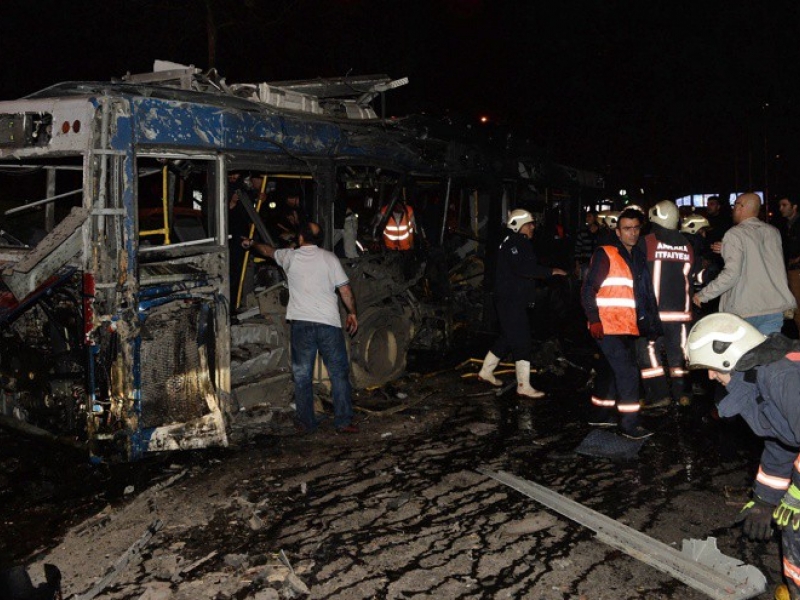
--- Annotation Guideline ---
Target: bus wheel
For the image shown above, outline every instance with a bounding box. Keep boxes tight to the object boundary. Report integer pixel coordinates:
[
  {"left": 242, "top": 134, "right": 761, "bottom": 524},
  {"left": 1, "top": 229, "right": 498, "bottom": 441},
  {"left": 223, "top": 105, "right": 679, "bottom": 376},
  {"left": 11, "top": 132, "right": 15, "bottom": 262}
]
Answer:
[{"left": 349, "top": 306, "right": 411, "bottom": 389}]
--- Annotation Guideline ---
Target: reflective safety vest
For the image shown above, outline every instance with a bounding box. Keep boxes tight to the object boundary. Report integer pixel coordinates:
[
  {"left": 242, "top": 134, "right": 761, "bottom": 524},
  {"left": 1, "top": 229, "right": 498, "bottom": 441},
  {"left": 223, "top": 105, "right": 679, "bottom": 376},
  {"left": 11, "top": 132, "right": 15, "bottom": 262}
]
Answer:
[
  {"left": 596, "top": 246, "right": 639, "bottom": 335},
  {"left": 381, "top": 205, "right": 414, "bottom": 251}
]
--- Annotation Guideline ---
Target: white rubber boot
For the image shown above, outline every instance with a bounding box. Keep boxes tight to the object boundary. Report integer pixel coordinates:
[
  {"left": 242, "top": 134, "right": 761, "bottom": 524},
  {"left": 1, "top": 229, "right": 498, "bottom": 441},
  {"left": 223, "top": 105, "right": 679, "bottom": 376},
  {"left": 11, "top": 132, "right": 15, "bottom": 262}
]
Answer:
[
  {"left": 516, "top": 360, "right": 545, "bottom": 399},
  {"left": 477, "top": 351, "right": 503, "bottom": 387}
]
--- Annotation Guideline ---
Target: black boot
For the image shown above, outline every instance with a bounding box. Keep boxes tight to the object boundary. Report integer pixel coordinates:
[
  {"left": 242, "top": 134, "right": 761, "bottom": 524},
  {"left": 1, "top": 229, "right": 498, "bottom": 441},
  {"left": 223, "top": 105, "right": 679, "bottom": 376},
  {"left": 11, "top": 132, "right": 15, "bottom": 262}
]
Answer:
[{"left": 619, "top": 413, "right": 653, "bottom": 440}]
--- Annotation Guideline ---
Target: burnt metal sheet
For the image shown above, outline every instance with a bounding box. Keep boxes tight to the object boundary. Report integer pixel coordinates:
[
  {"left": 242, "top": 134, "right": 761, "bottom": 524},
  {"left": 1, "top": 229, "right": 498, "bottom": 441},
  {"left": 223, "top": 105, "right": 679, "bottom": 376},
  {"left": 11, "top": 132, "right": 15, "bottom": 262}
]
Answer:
[{"left": 1, "top": 206, "right": 89, "bottom": 299}]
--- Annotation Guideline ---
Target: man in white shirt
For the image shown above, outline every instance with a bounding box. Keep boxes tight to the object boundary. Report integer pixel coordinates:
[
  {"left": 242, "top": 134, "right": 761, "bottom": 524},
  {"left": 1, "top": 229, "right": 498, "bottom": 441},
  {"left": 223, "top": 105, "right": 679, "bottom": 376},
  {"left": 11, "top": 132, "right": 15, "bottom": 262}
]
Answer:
[{"left": 244, "top": 222, "right": 359, "bottom": 434}]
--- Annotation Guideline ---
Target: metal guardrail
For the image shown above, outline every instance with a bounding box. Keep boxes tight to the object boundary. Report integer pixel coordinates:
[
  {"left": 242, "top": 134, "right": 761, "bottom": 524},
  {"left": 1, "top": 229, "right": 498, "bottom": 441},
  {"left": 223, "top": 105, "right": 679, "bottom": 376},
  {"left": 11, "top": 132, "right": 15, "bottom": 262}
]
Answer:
[{"left": 478, "top": 468, "right": 766, "bottom": 600}]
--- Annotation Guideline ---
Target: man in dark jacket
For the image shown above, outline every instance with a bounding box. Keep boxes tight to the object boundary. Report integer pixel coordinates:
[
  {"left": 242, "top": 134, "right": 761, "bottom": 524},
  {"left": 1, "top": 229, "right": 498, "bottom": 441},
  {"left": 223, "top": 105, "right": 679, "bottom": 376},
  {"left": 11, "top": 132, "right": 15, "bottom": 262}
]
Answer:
[
  {"left": 574, "top": 210, "right": 599, "bottom": 280},
  {"left": 478, "top": 209, "right": 567, "bottom": 398},
  {"left": 780, "top": 196, "right": 800, "bottom": 336},
  {"left": 686, "top": 313, "right": 800, "bottom": 599},
  {"left": 705, "top": 195, "right": 733, "bottom": 246},
  {"left": 581, "top": 208, "right": 662, "bottom": 439}
]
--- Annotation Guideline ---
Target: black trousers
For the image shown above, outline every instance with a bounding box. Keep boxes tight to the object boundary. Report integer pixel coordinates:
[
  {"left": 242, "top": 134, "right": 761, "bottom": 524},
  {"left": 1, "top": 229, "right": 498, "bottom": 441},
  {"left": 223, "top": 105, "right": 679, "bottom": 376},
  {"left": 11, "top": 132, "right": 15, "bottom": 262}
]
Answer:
[
  {"left": 490, "top": 297, "right": 531, "bottom": 362},
  {"left": 636, "top": 322, "right": 689, "bottom": 403}
]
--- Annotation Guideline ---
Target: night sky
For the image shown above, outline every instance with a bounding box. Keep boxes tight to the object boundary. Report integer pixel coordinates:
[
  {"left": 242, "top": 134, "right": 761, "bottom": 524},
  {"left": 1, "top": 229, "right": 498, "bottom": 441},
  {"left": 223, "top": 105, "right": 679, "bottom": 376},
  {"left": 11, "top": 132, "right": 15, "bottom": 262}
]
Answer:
[{"left": 4, "top": 1, "right": 800, "bottom": 198}]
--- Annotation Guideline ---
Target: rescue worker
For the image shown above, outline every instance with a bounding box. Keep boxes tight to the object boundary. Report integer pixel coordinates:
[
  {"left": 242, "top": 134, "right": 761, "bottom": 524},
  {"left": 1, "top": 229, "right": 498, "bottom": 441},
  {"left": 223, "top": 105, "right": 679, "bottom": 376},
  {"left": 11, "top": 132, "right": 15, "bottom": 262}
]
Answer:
[
  {"left": 681, "top": 213, "right": 718, "bottom": 298},
  {"left": 685, "top": 313, "right": 800, "bottom": 599},
  {"left": 596, "top": 210, "right": 619, "bottom": 246},
  {"left": 581, "top": 208, "right": 662, "bottom": 439},
  {"left": 478, "top": 209, "right": 567, "bottom": 398},
  {"left": 377, "top": 198, "right": 420, "bottom": 251},
  {"left": 636, "top": 200, "right": 695, "bottom": 408},
  {"left": 682, "top": 213, "right": 711, "bottom": 237},
  {"left": 681, "top": 213, "right": 715, "bottom": 397}
]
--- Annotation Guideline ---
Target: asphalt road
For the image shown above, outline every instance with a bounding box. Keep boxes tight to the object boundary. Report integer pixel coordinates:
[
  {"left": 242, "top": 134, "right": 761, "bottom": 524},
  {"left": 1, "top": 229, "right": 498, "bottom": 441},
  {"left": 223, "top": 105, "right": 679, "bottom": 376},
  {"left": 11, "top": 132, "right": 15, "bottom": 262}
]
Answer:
[{"left": 0, "top": 338, "right": 784, "bottom": 599}]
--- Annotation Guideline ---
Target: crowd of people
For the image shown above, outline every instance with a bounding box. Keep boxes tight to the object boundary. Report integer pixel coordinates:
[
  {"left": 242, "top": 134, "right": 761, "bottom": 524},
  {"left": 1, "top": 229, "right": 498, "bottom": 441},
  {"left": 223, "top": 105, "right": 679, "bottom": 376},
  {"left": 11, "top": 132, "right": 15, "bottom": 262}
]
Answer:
[
  {"left": 538, "top": 193, "right": 797, "bottom": 440},
  {"left": 479, "top": 193, "right": 800, "bottom": 597},
  {"left": 238, "top": 185, "right": 800, "bottom": 596}
]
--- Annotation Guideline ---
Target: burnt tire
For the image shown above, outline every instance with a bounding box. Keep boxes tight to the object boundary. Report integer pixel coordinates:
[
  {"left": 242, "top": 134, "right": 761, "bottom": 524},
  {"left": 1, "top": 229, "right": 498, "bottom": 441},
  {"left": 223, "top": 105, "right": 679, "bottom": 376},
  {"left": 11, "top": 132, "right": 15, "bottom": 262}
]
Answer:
[{"left": 349, "top": 306, "right": 412, "bottom": 389}]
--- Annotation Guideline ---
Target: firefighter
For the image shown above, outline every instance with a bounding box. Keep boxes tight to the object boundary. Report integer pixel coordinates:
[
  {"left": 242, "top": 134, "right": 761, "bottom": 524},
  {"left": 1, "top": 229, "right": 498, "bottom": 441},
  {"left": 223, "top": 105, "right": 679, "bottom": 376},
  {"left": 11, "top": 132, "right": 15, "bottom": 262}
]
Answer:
[
  {"left": 682, "top": 213, "right": 711, "bottom": 236},
  {"left": 581, "top": 207, "right": 662, "bottom": 439},
  {"left": 596, "top": 210, "right": 620, "bottom": 245},
  {"left": 685, "top": 313, "right": 800, "bottom": 599},
  {"left": 636, "top": 200, "right": 695, "bottom": 408},
  {"left": 478, "top": 209, "right": 567, "bottom": 398},
  {"left": 681, "top": 213, "right": 718, "bottom": 293}
]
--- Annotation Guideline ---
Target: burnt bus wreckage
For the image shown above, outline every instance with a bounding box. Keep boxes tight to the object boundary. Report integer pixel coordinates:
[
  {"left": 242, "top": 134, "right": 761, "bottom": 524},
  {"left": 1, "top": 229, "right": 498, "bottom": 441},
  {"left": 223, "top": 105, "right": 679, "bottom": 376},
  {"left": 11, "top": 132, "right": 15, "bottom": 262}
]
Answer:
[{"left": 0, "top": 62, "right": 603, "bottom": 461}]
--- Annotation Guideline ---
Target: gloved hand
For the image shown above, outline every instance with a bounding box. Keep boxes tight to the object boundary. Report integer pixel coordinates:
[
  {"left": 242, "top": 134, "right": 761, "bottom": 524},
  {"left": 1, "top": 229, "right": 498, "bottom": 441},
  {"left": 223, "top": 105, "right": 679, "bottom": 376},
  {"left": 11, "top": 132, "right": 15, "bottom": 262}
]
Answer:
[
  {"left": 735, "top": 495, "right": 775, "bottom": 540},
  {"left": 774, "top": 484, "right": 800, "bottom": 531},
  {"left": 589, "top": 322, "right": 604, "bottom": 340}
]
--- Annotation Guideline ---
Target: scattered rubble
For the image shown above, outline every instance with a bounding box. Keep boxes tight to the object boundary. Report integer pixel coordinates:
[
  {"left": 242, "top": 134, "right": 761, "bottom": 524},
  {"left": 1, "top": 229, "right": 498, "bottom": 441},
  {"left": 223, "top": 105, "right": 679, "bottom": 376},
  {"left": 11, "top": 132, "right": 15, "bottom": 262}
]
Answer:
[{"left": 0, "top": 355, "right": 787, "bottom": 599}]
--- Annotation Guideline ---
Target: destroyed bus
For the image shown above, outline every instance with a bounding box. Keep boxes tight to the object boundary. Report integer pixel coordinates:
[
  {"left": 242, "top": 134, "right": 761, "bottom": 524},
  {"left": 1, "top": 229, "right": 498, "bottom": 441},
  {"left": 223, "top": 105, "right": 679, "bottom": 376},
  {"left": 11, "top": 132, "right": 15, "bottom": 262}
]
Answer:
[
  {"left": 0, "top": 63, "right": 604, "bottom": 461},
  {"left": 0, "top": 63, "right": 495, "bottom": 460}
]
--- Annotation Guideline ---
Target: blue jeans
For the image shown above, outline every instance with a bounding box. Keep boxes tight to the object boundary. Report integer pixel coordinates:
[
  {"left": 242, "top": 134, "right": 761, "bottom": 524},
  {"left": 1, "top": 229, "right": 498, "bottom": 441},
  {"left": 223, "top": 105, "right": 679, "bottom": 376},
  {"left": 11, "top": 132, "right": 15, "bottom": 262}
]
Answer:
[
  {"left": 745, "top": 312, "right": 783, "bottom": 335},
  {"left": 291, "top": 321, "right": 354, "bottom": 430}
]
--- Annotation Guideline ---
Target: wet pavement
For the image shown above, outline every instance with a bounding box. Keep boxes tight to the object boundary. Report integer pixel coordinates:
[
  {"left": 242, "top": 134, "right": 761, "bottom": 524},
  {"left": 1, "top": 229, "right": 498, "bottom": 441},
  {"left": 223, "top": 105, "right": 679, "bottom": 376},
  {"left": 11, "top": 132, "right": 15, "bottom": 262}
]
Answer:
[{"left": 0, "top": 334, "right": 784, "bottom": 599}]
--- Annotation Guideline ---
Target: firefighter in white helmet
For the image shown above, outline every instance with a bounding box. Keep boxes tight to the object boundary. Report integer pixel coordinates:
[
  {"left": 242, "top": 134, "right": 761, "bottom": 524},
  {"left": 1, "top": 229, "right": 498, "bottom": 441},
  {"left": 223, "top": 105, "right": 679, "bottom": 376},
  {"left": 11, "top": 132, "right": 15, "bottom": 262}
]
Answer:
[
  {"left": 596, "top": 210, "right": 620, "bottom": 245},
  {"left": 605, "top": 212, "right": 620, "bottom": 229},
  {"left": 681, "top": 213, "right": 718, "bottom": 295},
  {"left": 478, "top": 209, "right": 567, "bottom": 398},
  {"left": 627, "top": 204, "right": 645, "bottom": 216},
  {"left": 686, "top": 312, "right": 800, "bottom": 598},
  {"left": 681, "top": 214, "right": 711, "bottom": 236},
  {"left": 635, "top": 200, "right": 696, "bottom": 409}
]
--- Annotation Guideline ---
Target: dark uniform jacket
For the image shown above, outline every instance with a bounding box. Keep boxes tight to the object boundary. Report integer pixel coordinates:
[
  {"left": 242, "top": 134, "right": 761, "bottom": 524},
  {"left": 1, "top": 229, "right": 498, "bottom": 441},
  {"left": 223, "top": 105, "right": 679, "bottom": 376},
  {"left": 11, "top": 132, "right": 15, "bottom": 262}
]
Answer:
[
  {"left": 495, "top": 230, "right": 552, "bottom": 304},
  {"left": 581, "top": 236, "right": 662, "bottom": 339},
  {"left": 720, "top": 335, "right": 800, "bottom": 505},
  {"left": 637, "top": 223, "right": 695, "bottom": 322}
]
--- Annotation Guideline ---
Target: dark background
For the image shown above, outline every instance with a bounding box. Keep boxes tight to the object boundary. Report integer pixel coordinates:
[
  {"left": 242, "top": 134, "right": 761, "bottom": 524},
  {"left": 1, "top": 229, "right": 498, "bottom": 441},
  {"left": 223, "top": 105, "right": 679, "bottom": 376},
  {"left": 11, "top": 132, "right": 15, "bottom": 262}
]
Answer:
[{"left": 3, "top": 0, "right": 800, "bottom": 199}]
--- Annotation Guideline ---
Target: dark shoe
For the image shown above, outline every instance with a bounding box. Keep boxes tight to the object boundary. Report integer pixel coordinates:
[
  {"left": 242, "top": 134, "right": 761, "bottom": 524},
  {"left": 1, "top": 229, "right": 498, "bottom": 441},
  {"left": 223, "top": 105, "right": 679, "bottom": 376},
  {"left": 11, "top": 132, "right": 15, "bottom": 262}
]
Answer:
[
  {"left": 294, "top": 422, "right": 317, "bottom": 436},
  {"left": 588, "top": 408, "right": 617, "bottom": 427},
  {"left": 641, "top": 397, "right": 671, "bottom": 411},
  {"left": 588, "top": 416, "right": 617, "bottom": 428},
  {"left": 335, "top": 424, "right": 360, "bottom": 434},
  {"left": 620, "top": 425, "right": 653, "bottom": 440}
]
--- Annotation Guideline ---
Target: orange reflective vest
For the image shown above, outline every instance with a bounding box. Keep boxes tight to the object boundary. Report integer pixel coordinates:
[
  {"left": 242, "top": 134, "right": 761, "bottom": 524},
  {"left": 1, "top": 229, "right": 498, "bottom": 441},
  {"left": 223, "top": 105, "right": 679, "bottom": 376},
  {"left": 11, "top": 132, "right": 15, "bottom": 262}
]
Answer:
[
  {"left": 380, "top": 205, "right": 414, "bottom": 251},
  {"left": 596, "top": 246, "right": 639, "bottom": 335}
]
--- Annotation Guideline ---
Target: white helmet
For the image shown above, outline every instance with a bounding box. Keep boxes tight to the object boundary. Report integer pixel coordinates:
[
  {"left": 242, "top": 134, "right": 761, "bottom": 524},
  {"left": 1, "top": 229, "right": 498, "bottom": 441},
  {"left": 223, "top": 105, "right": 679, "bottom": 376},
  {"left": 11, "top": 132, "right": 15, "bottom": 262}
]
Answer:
[
  {"left": 507, "top": 209, "right": 534, "bottom": 233},
  {"left": 649, "top": 200, "right": 680, "bottom": 229},
  {"left": 627, "top": 204, "right": 645, "bottom": 215},
  {"left": 681, "top": 214, "right": 710, "bottom": 235},
  {"left": 597, "top": 210, "right": 620, "bottom": 229},
  {"left": 685, "top": 313, "right": 766, "bottom": 372}
]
